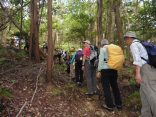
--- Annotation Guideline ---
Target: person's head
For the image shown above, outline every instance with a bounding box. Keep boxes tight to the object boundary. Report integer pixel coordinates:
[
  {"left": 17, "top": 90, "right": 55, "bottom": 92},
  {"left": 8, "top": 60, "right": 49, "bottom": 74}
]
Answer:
[
  {"left": 124, "top": 31, "right": 137, "bottom": 45},
  {"left": 100, "top": 39, "right": 109, "bottom": 47},
  {"left": 83, "top": 40, "right": 91, "bottom": 47}
]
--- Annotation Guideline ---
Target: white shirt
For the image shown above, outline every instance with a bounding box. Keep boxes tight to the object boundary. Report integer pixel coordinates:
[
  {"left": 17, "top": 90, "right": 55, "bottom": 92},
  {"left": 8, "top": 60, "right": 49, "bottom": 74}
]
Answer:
[
  {"left": 130, "top": 39, "right": 148, "bottom": 67},
  {"left": 98, "top": 46, "right": 109, "bottom": 71}
]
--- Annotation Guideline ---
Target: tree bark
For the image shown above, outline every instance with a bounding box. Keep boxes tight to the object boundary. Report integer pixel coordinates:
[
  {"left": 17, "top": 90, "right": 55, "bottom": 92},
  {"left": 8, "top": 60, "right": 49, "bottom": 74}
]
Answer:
[
  {"left": 96, "top": 0, "right": 103, "bottom": 46},
  {"left": 29, "top": 0, "right": 40, "bottom": 62},
  {"left": 19, "top": 0, "right": 23, "bottom": 49},
  {"left": 47, "top": 0, "right": 54, "bottom": 82},
  {"left": 105, "top": 0, "right": 115, "bottom": 42},
  {"left": 114, "top": 0, "right": 124, "bottom": 48}
]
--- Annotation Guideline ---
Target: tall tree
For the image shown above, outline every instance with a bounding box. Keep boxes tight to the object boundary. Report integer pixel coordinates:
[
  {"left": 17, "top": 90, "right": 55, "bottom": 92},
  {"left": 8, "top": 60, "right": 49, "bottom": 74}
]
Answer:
[
  {"left": 29, "top": 0, "right": 40, "bottom": 62},
  {"left": 96, "top": 0, "right": 103, "bottom": 46},
  {"left": 105, "top": 0, "right": 115, "bottom": 42},
  {"left": 47, "top": 0, "right": 53, "bottom": 82},
  {"left": 114, "top": 0, "right": 124, "bottom": 48},
  {"left": 19, "top": 0, "right": 23, "bottom": 49}
]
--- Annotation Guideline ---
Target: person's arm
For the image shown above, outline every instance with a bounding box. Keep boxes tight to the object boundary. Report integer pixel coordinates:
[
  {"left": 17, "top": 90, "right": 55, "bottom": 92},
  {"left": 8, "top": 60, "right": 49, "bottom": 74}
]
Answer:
[
  {"left": 135, "top": 65, "right": 142, "bottom": 84},
  {"left": 82, "top": 55, "right": 86, "bottom": 66},
  {"left": 130, "top": 43, "right": 142, "bottom": 84}
]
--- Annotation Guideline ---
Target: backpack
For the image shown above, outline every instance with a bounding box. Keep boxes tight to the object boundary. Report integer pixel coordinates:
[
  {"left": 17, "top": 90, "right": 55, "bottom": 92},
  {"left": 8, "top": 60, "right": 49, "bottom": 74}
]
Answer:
[
  {"left": 135, "top": 41, "right": 156, "bottom": 68},
  {"left": 75, "top": 50, "right": 83, "bottom": 61},
  {"left": 107, "top": 44, "right": 125, "bottom": 70},
  {"left": 90, "top": 45, "right": 98, "bottom": 66}
]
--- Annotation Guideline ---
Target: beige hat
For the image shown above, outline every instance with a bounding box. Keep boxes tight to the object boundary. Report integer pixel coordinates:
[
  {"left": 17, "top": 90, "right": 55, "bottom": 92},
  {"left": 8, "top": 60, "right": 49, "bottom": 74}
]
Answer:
[
  {"left": 83, "top": 40, "right": 91, "bottom": 45},
  {"left": 124, "top": 31, "right": 137, "bottom": 39}
]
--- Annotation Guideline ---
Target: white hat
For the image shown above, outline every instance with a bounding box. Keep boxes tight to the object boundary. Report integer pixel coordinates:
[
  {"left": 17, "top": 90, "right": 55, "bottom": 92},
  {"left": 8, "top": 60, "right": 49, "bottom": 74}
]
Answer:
[
  {"left": 78, "top": 48, "right": 82, "bottom": 51},
  {"left": 124, "top": 31, "right": 137, "bottom": 39},
  {"left": 83, "top": 40, "right": 91, "bottom": 45},
  {"left": 101, "top": 39, "right": 109, "bottom": 46}
]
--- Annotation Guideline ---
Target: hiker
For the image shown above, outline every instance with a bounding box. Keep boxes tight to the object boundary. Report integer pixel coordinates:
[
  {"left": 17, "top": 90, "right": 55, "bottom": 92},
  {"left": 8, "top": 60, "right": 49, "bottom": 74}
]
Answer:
[
  {"left": 63, "top": 51, "right": 70, "bottom": 74},
  {"left": 98, "top": 39, "right": 122, "bottom": 111},
  {"left": 43, "top": 42, "right": 48, "bottom": 54},
  {"left": 124, "top": 31, "right": 156, "bottom": 117},
  {"left": 69, "top": 47, "right": 76, "bottom": 81},
  {"left": 24, "top": 39, "right": 29, "bottom": 51},
  {"left": 70, "top": 48, "right": 83, "bottom": 85},
  {"left": 82, "top": 40, "right": 98, "bottom": 95}
]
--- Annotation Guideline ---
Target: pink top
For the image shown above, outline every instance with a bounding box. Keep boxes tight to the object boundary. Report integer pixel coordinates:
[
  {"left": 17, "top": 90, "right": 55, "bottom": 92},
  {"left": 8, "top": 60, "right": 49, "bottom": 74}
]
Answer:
[{"left": 83, "top": 47, "right": 90, "bottom": 59}]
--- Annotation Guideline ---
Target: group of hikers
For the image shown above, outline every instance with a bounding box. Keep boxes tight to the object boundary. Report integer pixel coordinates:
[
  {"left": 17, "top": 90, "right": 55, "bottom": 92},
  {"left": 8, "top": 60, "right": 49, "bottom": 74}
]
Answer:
[{"left": 66, "top": 31, "right": 156, "bottom": 116}]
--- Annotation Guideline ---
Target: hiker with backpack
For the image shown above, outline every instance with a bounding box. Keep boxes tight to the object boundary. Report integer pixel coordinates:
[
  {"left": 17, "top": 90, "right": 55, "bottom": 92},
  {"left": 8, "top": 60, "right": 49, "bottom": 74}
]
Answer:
[
  {"left": 69, "top": 48, "right": 76, "bottom": 81},
  {"left": 97, "top": 39, "right": 123, "bottom": 111},
  {"left": 70, "top": 48, "right": 83, "bottom": 86},
  {"left": 82, "top": 40, "right": 98, "bottom": 95},
  {"left": 124, "top": 31, "right": 156, "bottom": 117}
]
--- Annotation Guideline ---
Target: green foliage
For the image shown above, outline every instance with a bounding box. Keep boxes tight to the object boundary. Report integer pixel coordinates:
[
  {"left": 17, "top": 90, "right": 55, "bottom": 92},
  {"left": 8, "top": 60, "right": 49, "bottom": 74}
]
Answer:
[
  {"left": 10, "top": 0, "right": 20, "bottom": 6},
  {"left": 134, "top": 1, "right": 156, "bottom": 39},
  {"left": 16, "top": 50, "right": 27, "bottom": 59},
  {"left": 129, "top": 77, "right": 136, "bottom": 86},
  {"left": 124, "top": 91, "right": 141, "bottom": 111},
  {"left": 49, "top": 88, "right": 62, "bottom": 96},
  {"left": 0, "top": 87, "right": 13, "bottom": 100},
  {"left": 0, "top": 58, "right": 6, "bottom": 65},
  {"left": 0, "top": 48, "right": 5, "bottom": 58},
  {"left": 124, "top": 0, "right": 156, "bottom": 40},
  {"left": 61, "top": 0, "right": 96, "bottom": 43}
]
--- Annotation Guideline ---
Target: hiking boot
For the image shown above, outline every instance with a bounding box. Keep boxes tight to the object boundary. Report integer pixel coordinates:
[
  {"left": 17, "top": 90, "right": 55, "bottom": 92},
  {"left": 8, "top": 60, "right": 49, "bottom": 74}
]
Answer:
[
  {"left": 76, "top": 82, "right": 82, "bottom": 86},
  {"left": 85, "top": 92, "right": 93, "bottom": 96},
  {"left": 116, "top": 105, "right": 122, "bottom": 110},
  {"left": 102, "top": 104, "right": 114, "bottom": 111},
  {"left": 93, "top": 91, "right": 100, "bottom": 95}
]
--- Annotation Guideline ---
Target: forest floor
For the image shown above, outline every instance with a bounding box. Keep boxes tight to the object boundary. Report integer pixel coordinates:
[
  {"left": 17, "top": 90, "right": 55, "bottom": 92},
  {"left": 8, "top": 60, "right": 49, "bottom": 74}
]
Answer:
[{"left": 0, "top": 56, "right": 141, "bottom": 117}]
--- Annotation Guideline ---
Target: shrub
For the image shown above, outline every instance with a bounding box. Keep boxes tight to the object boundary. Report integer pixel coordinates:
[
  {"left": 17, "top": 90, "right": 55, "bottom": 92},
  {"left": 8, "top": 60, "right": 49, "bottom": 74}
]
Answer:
[{"left": 124, "top": 91, "right": 141, "bottom": 111}]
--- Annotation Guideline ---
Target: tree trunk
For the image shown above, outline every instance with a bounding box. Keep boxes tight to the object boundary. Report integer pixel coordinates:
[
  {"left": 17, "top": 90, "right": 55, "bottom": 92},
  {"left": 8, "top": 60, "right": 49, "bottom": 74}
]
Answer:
[
  {"left": 47, "top": 0, "right": 54, "bottom": 82},
  {"left": 19, "top": 0, "right": 23, "bottom": 49},
  {"left": 29, "top": 0, "right": 40, "bottom": 62},
  {"left": 114, "top": 0, "right": 124, "bottom": 48},
  {"left": 96, "top": 0, "right": 103, "bottom": 46},
  {"left": 105, "top": 0, "right": 115, "bottom": 42}
]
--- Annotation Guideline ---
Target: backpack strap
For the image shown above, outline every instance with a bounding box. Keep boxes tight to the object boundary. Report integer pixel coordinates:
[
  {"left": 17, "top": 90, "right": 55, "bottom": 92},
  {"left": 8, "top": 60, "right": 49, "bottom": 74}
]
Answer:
[{"left": 102, "top": 46, "right": 108, "bottom": 63}]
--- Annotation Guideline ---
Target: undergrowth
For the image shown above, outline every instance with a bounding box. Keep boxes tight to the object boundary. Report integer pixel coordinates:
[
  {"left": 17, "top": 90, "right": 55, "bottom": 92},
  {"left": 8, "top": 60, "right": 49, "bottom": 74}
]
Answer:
[
  {"left": 0, "top": 87, "right": 13, "bottom": 100},
  {"left": 124, "top": 91, "right": 141, "bottom": 111}
]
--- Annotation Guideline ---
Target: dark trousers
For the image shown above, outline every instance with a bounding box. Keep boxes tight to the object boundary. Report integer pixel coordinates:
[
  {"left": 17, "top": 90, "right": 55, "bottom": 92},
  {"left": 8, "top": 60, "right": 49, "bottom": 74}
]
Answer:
[
  {"left": 75, "top": 60, "right": 83, "bottom": 83},
  {"left": 101, "top": 69, "right": 122, "bottom": 108}
]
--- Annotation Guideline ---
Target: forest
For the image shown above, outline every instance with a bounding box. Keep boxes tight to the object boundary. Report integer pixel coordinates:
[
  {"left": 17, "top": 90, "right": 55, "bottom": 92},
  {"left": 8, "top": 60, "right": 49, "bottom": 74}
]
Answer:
[{"left": 0, "top": 0, "right": 156, "bottom": 116}]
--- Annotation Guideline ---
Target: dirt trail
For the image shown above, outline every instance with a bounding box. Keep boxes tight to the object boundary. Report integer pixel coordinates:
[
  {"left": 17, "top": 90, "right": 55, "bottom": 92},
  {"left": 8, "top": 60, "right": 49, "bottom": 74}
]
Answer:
[{"left": 0, "top": 60, "right": 139, "bottom": 117}]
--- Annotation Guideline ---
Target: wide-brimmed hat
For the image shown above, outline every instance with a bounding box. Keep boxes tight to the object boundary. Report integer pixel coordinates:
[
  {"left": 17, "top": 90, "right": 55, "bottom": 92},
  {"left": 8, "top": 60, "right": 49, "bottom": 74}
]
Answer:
[
  {"left": 83, "top": 40, "right": 91, "bottom": 45},
  {"left": 101, "top": 39, "right": 109, "bottom": 46},
  {"left": 124, "top": 31, "right": 137, "bottom": 39}
]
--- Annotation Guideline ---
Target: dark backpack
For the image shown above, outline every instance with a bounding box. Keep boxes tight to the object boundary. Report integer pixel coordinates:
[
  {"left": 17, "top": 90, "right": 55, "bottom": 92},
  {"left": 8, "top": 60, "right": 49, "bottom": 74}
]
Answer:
[
  {"left": 135, "top": 41, "right": 156, "bottom": 68},
  {"left": 75, "top": 50, "right": 83, "bottom": 61},
  {"left": 90, "top": 45, "right": 98, "bottom": 65}
]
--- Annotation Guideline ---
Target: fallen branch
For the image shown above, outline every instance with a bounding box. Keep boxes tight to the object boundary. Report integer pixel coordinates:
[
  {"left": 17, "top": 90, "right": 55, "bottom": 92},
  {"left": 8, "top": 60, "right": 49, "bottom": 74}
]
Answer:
[
  {"left": 16, "top": 101, "right": 27, "bottom": 117},
  {"left": 16, "top": 65, "right": 44, "bottom": 117},
  {"left": 31, "top": 67, "right": 44, "bottom": 103}
]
